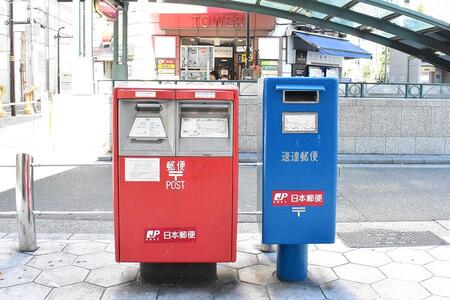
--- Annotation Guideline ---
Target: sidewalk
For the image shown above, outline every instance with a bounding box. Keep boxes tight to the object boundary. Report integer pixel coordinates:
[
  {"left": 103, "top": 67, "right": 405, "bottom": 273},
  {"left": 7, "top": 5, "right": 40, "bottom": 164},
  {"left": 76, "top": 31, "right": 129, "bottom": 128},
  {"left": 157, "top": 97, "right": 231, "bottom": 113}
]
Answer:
[{"left": 1, "top": 224, "right": 450, "bottom": 299}]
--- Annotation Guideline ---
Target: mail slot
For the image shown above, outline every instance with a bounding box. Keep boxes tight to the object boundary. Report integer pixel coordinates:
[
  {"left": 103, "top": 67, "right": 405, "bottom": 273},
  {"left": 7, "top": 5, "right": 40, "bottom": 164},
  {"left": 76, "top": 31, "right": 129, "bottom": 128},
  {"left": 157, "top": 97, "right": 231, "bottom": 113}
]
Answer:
[{"left": 113, "top": 86, "right": 239, "bottom": 283}]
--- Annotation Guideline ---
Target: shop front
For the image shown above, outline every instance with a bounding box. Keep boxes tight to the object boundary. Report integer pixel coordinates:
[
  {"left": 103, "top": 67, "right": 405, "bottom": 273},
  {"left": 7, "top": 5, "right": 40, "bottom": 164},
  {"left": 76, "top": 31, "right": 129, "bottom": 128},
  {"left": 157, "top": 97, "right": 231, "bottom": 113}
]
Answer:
[
  {"left": 288, "top": 31, "right": 372, "bottom": 79},
  {"left": 152, "top": 8, "right": 278, "bottom": 80}
]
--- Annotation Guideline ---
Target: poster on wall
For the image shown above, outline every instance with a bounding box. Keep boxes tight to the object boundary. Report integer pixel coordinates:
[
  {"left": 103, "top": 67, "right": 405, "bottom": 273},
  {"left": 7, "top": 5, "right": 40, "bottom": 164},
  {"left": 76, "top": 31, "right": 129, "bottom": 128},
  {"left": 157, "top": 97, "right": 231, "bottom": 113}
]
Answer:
[
  {"left": 260, "top": 60, "right": 279, "bottom": 77},
  {"left": 156, "top": 58, "right": 176, "bottom": 78},
  {"left": 154, "top": 36, "right": 177, "bottom": 58}
]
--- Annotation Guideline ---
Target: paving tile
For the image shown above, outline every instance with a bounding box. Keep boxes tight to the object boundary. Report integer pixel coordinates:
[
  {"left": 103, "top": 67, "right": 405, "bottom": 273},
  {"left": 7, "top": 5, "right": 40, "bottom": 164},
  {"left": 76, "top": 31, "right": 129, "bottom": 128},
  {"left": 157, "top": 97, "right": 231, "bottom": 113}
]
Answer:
[
  {"left": 46, "top": 282, "right": 104, "bottom": 300},
  {"left": 308, "top": 265, "right": 338, "bottom": 285},
  {"left": 0, "top": 282, "right": 51, "bottom": 300},
  {"left": 217, "top": 265, "right": 238, "bottom": 284},
  {"left": 102, "top": 282, "right": 159, "bottom": 300},
  {"left": 436, "top": 220, "right": 450, "bottom": 230},
  {"left": 421, "top": 277, "right": 450, "bottom": 298},
  {"left": 64, "top": 241, "right": 107, "bottom": 255},
  {"left": 360, "top": 221, "right": 445, "bottom": 232},
  {"left": 214, "top": 282, "right": 269, "bottom": 300},
  {"left": 0, "top": 265, "right": 41, "bottom": 288},
  {"left": 158, "top": 285, "right": 213, "bottom": 300},
  {"left": 425, "top": 296, "right": 450, "bottom": 300},
  {"left": 333, "top": 263, "right": 385, "bottom": 284},
  {"left": 433, "top": 231, "right": 450, "bottom": 243},
  {"left": 35, "top": 265, "right": 89, "bottom": 288},
  {"left": 428, "top": 246, "right": 450, "bottom": 261},
  {"left": 70, "top": 234, "right": 114, "bottom": 240},
  {"left": 387, "top": 248, "right": 435, "bottom": 265},
  {"left": 267, "top": 281, "right": 325, "bottom": 300},
  {"left": 221, "top": 252, "right": 258, "bottom": 269},
  {"left": 4, "top": 233, "right": 18, "bottom": 240},
  {"left": 27, "top": 252, "right": 77, "bottom": 270},
  {"left": 309, "top": 250, "right": 348, "bottom": 267},
  {"left": 344, "top": 249, "right": 391, "bottom": 267},
  {"left": 36, "top": 233, "right": 72, "bottom": 240},
  {"left": 372, "top": 279, "right": 431, "bottom": 300},
  {"left": 86, "top": 264, "right": 138, "bottom": 287},
  {"left": 0, "top": 252, "right": 32, "bottom": 269},
  {"left": 238, "top": 239, "right": 262, "bottom": 255},
  {"left": 74, "top": 251, "right": 116, "bottom": 270},
  {"left": 104, "top": 243, "right": 115, "bottom": 253},
  {"left": 120, "top": 262, "right": 139, "bottom": 269},
  {"left": 29, "top": 241, "right": 67, "bottom": 256},
  {"left": 0, "top": 240, "right": 18, "bottom": 254},
  {"left": 238, "top": 264, "right": 278, "bottom": 286},
  {"left": 320, "top": 279, "right": 378, "bottom": 300},
  {"left": 316, "top": 240, "right": 351, "bottom": 253},
  {"left": 425, "top": 260, "right": 450, "bottom": 277},
  {"left": 257, "top": 252, "right": 276, "bottom": 266},
  {"left": 380, "top": 262, "right": 433, "bottom": 282}
]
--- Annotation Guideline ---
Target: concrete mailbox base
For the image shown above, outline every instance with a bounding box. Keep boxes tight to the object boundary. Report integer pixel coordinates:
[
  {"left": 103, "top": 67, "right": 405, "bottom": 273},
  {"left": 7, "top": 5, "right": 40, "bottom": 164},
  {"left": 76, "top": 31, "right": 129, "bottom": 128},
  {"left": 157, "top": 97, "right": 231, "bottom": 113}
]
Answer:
[{"left": 140, "top": 263, "right": 218, "bottom": 284}]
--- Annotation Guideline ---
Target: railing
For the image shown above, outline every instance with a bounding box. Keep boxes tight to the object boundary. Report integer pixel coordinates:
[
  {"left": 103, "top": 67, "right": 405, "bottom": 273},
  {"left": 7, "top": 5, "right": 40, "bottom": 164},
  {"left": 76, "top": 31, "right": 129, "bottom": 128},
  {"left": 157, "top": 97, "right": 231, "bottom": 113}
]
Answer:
[
  {"left": 339, "top": 82, "right": 450, "bottom": 98},
  {"left": 97, "top": 79, "right": 450, "bottom": 99}
]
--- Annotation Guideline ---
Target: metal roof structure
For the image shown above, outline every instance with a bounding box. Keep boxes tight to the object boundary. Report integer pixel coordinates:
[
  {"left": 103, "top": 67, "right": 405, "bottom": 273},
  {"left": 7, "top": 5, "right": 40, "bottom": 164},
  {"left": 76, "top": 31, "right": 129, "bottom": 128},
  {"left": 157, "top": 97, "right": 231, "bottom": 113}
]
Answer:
[{"left": 148, "top": 0, "right": 450, "bottom": 70}]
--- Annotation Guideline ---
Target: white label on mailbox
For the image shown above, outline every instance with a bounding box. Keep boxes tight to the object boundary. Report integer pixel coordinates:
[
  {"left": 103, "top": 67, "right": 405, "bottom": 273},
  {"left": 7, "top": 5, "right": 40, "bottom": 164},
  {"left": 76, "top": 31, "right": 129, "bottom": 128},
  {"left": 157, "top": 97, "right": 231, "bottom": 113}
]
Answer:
[
  {"left": 195, "top": 91, "right": 216, "bottom": 99},
  {"left": 129, "top": 117, "right": 166, "bottom": 138},
  {"left": 181, "top": 118, "right": 228, "bottom": 138},
  {"left": 135, "top": 91, "right": 156, "bottom": 98},
  {"left": 125, "top": 158, "right": 160, "bottom": 182},
  {"left": 284, "top": 113, "right": 317, "bottom": 133}
]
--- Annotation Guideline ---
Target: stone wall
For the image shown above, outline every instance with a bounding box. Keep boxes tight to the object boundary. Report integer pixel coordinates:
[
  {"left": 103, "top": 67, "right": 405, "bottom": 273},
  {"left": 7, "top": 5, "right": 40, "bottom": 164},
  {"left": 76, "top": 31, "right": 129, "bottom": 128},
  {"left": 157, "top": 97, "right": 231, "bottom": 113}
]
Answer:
[
  {"left": 239, "top": 95, "right": 450, "bottom": 155},
  {"left": 339, "top": 98, "right": 450, "bottom": 155}
]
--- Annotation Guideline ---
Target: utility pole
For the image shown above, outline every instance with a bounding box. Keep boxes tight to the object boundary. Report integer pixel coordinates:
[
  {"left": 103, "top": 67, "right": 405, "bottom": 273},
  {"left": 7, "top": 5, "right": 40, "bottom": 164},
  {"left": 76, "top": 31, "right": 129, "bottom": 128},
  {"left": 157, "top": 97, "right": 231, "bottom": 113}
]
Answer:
[
  {"left": 45, "top": 0, "right": 50, "bottom": 93},
  {"left": 8, "top": 0, "right": 16, "bottom": 116}
]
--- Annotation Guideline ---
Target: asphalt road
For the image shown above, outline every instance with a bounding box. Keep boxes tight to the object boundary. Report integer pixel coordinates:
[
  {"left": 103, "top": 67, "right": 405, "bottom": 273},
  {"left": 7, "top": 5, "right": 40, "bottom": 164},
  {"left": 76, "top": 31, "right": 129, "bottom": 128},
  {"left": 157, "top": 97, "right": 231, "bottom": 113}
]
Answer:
[{"left": 1, "top": 164, "right": 450, "bottom": 222}]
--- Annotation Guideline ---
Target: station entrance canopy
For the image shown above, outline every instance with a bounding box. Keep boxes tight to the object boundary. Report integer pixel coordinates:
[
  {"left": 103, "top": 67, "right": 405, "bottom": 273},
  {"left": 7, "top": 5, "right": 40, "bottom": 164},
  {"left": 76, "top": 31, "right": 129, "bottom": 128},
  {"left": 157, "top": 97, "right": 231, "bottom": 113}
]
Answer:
[{"left": 143, "top": 0, "right": 450, "bottom": 71}]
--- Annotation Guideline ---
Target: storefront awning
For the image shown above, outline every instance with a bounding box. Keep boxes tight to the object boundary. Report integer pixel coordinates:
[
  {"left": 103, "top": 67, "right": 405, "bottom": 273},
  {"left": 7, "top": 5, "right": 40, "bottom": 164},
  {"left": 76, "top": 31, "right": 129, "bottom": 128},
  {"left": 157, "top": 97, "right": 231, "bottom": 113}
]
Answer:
[{"left": 293, "top": 32, "right": 372, "bottom": 59}]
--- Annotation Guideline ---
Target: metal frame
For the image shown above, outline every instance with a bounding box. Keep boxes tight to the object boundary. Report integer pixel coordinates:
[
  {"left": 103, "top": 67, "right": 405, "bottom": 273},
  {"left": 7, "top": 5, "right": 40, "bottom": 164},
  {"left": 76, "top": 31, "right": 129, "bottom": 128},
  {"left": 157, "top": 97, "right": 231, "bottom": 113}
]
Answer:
[{"left": 149, "top": 0, "right": 450, "bottom": 71}]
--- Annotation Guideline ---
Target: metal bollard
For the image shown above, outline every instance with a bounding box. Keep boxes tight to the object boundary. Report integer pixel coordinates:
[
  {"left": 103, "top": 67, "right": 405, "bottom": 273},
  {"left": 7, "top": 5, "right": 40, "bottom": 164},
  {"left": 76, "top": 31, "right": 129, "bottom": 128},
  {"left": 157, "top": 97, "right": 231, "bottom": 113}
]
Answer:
[{"left": 15, "top": 153, "right": 37, "bottom": 252}]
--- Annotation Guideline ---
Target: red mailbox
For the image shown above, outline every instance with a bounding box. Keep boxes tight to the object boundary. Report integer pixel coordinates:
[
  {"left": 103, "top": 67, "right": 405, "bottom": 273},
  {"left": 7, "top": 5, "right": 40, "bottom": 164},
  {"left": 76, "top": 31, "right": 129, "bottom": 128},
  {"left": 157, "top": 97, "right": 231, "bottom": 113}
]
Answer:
[{"left": 113, "top": 86, "right": 238, "bottom": 268}]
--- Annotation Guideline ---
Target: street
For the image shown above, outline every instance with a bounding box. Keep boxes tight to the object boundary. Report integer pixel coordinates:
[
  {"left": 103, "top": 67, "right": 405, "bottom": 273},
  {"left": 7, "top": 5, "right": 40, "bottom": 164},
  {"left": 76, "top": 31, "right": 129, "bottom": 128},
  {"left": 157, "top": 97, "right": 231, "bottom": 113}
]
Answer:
[{"left": 1, "top": 164, "right": 450, "bottom": 222}]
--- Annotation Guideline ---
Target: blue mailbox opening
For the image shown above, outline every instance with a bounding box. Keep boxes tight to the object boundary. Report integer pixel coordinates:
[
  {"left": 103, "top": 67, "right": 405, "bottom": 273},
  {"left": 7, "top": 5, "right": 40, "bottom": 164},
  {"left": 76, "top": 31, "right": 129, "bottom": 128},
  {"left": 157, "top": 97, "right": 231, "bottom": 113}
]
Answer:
[{"left": 259, "top": 77, "right": 338, "bottom": 281}]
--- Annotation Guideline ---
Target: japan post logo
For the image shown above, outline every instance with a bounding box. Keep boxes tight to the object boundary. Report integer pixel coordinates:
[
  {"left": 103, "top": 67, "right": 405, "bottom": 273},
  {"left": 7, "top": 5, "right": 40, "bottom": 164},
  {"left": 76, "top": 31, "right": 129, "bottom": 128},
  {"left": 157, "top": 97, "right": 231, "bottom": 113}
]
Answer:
[
  {"left": 273, "top": 192, "right": 288, "bottom": 201},
  {"left": 145, "top": 230, "right": 161, "bottom": 241},
  {"left": 165, "top": 160, "right": 186, "bottom": 190}
]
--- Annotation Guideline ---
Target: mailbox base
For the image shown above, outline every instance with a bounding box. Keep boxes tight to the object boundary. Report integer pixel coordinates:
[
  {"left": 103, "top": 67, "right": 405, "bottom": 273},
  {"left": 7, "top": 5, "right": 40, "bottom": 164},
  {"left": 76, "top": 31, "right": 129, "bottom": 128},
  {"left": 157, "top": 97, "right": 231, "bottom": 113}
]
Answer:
[
  {"left": 140, "top": 263, "right": 217, "bottom": 284},
  {"left": 277, "top": 244, "right": 308, "bottom": 282}
]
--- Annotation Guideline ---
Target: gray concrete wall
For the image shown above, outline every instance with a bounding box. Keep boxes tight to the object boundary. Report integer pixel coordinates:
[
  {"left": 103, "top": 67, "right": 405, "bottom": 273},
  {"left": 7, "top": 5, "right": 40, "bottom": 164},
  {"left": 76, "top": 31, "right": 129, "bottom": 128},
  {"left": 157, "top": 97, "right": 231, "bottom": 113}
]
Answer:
[
  {"left": 239, "top": 95, "right": 450, "bottom": 155},
  {"left": 339, "top": 98, "right": 450, "bottom": 155}
]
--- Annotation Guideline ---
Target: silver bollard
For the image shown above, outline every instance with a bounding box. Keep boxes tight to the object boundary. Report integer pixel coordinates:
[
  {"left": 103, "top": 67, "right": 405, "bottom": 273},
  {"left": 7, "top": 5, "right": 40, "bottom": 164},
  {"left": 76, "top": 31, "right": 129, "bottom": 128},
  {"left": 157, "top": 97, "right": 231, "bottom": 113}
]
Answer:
[{"left": 15, "top": 153, "right": 37, "bottom": 252}]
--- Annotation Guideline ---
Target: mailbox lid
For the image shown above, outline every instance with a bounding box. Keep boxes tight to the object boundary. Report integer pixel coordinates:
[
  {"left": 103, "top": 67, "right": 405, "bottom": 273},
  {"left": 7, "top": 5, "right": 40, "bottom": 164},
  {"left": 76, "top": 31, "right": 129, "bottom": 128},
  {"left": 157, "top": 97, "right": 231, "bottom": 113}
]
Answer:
[{"left": 261, "top": 77, "right": 338, "bottom": 244}]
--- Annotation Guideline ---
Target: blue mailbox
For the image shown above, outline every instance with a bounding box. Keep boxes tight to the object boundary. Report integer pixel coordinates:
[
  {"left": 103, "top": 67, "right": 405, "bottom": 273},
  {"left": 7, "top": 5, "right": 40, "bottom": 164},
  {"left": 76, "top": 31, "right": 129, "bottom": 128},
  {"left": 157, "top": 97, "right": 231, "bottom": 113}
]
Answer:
[{"left": 259, "top": 77, "right": 338, "bottom": 281}]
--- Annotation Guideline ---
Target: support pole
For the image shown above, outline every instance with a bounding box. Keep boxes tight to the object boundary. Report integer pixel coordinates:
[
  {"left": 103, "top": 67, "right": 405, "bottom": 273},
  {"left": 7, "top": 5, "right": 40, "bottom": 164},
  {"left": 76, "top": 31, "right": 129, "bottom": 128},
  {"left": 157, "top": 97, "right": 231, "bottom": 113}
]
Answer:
[
  {"left": 8, "top": 0, "right": 16, "bottom": 116},
  {"left": 246, "top": 12, "right": 250, "bottom": 69},
  {"left": 122, "top": 4, "right": 128, "bottom": 61},
  {"left": 15, "top": 153, "right": 37, "bottom": 252},
  {"left": 113, "top": 19, "right": 118, "bottom": 65},
  {"left": 277, "top": 244, "right": 308, "bottom": 281}
]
